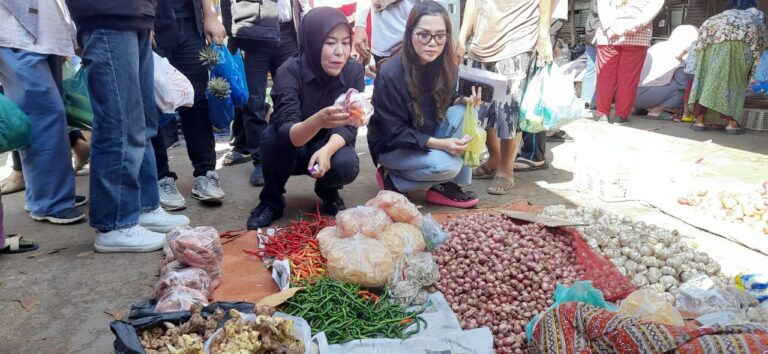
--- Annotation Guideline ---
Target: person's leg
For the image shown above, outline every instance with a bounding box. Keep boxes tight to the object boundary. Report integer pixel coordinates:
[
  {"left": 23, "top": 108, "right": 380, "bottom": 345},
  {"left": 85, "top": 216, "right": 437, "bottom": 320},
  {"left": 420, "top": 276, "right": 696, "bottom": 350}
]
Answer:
[
  {"left": 0, "top": 49, "right": 78, "bottom": 219},
  {"left": 70, "top": 129, "right": 90, "bottom": 172},
  {"left": 226, "top": 40, "right": 250, "bottom": 157},
  {"left": 314, "top": 142, "right": 359, "bottom": 215},
  {"left": 515, "top": 131, "right": 547, "bottom": 170},
  {"left": 614, "top": 45, "right": 648, "bottom": 120},
  {"left": 248, "top": 126, "right": 298, "bottom": 229},
  {"left": 439, "top": 105, "right": 472, "bottom": 186},
  {"left": 11, "top": 151, "right": 21, "bottom": 172},
  {"left": 596, "top": 45, "right": 620, "bottom": 118},
  {"left": 239, "top": 39, "right": 276, "bottom": 185},
  {"left": 581, "top": 44, "right": 597, "bottom": 106},
  {"left": 270, "top": 23, "right": 299, "bottom": 78},
  {"left": 0, "top": 151, "right": 25, "bottom": 195},
  {"left": 151, "top": 129, "right": 178, "bottom": 180},
  {"left": 137, "top": 30, "right": 162, "bottom": 213}
]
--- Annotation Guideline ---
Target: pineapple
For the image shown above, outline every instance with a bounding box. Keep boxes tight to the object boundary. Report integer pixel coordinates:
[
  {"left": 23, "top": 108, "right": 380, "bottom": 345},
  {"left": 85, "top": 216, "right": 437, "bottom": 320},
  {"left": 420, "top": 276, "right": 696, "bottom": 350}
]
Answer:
[
  {"left": 207, "top": 77, "right": 231, "bottom": 98},
  {"left": 199, "top": 47, "right": 219, "bottom": 67}
]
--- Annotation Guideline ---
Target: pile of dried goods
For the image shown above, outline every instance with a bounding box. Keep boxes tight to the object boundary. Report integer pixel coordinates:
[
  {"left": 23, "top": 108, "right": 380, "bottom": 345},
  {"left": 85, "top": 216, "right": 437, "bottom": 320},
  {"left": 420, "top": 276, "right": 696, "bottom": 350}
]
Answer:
[
  {"left": 677, "top": 181, "right": 768, "bottom": 235},
  {"left": 541, "top": 205, "right": 729, "bottom": 303},
  {"left": 434, "top": 213, "right": 584, "bottom": 353},
  {"left": 209, "top": 309, "right": 304, "bottom": 354},
  {"left": 138, "top": 303, "right": 223, "bottom": 354}
]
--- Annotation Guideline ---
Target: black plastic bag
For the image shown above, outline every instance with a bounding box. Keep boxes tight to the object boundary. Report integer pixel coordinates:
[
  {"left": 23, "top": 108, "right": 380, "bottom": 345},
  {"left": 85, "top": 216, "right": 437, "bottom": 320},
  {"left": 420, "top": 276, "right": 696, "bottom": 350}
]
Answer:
[{"left": 111, "top": 300, "right": 254, "bottom": 354}]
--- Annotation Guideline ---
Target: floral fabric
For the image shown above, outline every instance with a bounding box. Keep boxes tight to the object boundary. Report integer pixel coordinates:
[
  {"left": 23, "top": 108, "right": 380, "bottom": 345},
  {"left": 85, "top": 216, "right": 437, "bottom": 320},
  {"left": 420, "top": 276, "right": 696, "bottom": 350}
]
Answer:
[
  {"left": 696, "top": 8, "right": 766, "bottom": 62},
  {"left": 689, "top": 41, "right": 753, "bottom": 121}
]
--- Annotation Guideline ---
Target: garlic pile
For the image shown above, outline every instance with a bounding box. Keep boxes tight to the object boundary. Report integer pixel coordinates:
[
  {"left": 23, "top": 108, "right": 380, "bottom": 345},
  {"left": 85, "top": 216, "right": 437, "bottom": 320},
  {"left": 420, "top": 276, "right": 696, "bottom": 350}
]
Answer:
[
  {"left": 542, "top": 205, "right": 729, "bottom": 303},
  {"left": 677, "top": 181, "right": 768, "bottom": 235}
]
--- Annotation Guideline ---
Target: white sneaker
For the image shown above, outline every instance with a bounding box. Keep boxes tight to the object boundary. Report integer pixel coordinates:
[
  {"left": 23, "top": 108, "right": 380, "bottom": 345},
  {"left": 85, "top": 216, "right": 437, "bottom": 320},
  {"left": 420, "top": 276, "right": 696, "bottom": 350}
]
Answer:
[
  {"left": 192, "top": 171, "right": 226, "bottom": 202},
  {"left": 94, "top": 225, "right": 165, "bottom": 253},
  {"left": 139, "top": 207, "right": 190, "bottom": 233},
  {"left": 158, "top": 177, "right": 186, "bottom": 211}
]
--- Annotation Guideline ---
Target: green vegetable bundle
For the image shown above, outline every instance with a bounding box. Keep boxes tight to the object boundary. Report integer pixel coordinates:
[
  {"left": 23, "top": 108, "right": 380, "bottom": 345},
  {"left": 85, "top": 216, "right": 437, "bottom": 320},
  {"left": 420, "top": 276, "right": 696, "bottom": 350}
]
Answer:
[{"left": 283, "top": 277, "right": 426, "bottom": 344}]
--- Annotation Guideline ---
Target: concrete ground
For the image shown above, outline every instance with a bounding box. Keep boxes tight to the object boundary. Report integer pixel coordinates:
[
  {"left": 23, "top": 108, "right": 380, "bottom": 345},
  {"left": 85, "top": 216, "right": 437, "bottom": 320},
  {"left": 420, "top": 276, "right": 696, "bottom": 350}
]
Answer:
[{"left": 0, "top": 117, "right": 767, "bottom": 353}]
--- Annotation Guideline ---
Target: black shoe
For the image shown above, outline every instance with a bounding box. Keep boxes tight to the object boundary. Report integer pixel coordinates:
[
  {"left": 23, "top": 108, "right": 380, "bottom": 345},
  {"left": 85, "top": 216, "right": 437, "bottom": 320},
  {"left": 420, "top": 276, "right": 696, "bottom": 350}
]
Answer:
[
  {"left": 246, "top": 204, "right": 281, "bottom": 230},
  {"left": 615, "top": 117, "right": 631, "bottom": 126},
  {"left": 30, "top": 207, "right": 85, "bottom": 224},
  {"left": 320, "top": 196, "right": 346, "bottom": 216},
  {"left": 250, "top": 165, "right": 265, "bottom": 187}
]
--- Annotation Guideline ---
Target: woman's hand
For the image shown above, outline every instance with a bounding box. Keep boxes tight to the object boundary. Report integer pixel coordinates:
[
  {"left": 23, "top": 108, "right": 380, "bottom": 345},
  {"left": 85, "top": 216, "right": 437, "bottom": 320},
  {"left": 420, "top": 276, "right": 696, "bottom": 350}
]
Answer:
[
  {"left": 535, "top": 34, "right": 553, "bottom": 66},
  {"left": 464, "top": 86, "right": 483, "bottom": 106},
  {"left": 308, "top": 147, "right": 333, "bottom": 178},
  {"left": 354, "top": 26, "right": 371, "bottom": 64},
  {"left": 204, "top": 17, "right": 226, "bottom": 45},
  {"left": 311, "top": 106, "right": 351, "bottom": 129},
  {"left": 432, "top": 138, "right": 469, "bottom": 156}
]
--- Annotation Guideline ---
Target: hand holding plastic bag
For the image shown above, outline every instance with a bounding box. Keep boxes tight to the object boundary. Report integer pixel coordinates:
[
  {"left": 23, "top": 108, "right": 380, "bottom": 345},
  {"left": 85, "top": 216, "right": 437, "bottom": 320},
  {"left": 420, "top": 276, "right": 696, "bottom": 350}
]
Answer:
[
  {"left": 520, "top": 63, "right": 582, "bottom": 133},
  {"left": 334, "top": 88, "right": 373, "bottom": 127},
  {"left": 460, "top": 104, "right": 486, "bottom": 168}
]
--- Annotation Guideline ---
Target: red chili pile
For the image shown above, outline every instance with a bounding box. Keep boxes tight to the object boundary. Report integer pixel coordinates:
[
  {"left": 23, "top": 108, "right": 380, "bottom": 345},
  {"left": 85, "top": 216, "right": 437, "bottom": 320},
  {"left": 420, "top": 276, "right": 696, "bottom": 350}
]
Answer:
[{"left": 434, "top": 213, "right": 584, "bottom": 354}]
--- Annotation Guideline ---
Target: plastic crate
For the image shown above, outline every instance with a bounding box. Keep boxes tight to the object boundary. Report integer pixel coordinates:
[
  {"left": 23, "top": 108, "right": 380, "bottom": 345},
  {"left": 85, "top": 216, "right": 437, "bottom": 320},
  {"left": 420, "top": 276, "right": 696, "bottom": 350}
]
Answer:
[
  {"left": 740, "top": 108, "right": 768, "bottom": 131},
  {"left": 572, "top": 154, "right": 635, "bottom": 202}
]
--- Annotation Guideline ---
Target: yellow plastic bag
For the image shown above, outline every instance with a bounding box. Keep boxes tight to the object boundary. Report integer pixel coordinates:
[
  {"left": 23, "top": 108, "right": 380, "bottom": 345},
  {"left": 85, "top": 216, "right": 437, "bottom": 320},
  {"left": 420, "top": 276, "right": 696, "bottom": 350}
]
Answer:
[
  {"left": 461, "top": 104, "right": 486, "bottom": 168},
  {"left": 617, "top": 289, "right": 685, "bottom": 326}
]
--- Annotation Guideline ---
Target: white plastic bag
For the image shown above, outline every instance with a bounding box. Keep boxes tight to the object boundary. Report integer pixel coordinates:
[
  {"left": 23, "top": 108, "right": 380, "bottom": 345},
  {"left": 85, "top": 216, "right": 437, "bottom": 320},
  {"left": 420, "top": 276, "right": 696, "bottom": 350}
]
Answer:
[
  {"left": 520, "top": 62, "right": 582, "bottom": 133},
  {"left": 153, "top": 52, "right": 194, "bottom": 113}
]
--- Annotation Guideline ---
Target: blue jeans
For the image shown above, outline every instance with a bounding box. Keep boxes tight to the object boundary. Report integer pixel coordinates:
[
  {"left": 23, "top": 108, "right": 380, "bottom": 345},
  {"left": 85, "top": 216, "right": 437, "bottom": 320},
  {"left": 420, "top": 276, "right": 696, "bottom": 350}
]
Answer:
[
  {"left": 0, "top": 49, "right": 76, "bottom": 216},
  {"left": 79, "top": 29, "right": 160, "bottom": 230},
  {"left": 581, "top": 44, "right": 597, "bottom": 105},
  {"left": 379, "top": 105, "right": 472, "bottom": 192}
]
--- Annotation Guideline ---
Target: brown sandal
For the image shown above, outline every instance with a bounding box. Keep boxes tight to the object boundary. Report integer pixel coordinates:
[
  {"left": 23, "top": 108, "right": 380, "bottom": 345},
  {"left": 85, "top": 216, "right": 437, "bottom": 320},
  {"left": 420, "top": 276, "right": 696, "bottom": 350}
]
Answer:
[
  {"left": 487, "top": 176, "right": 514, "bottom": 195},
  {"left": 472, "top": 164, "right": 496, "bottom": 179}
]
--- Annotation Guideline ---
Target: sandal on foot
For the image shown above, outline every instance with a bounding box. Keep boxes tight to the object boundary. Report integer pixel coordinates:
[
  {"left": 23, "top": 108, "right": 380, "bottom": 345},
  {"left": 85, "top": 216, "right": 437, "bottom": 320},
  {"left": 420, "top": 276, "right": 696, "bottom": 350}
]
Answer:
[
  {"left": 472, "top": 164, "right": 496, "bottom": 179},
  {"left": 221, "top": 150, "right": 252, "bottom": 166},
  {"left": 547, "top": 130, "right": 573, "bottom": 142},
  {"left": 1, "top": 175, "right": 25, "bottom": 195},
  {"left": 1, "top": 234, "right": 39, "bottom": 254},
  {"left": 690, "top": 124, "right": 708, "bottom": 132},
  {"left": 725, "top": 126, "right": 745, "bottom": 135},
  {"left": 514, "top": 158, "right": 548, "bottom": 172},
  {"left": 487, "top": 176, "right": 514, "bottom": 195},
  {"left": 425, "top": 182, "right": 479, "bottom": 209}
]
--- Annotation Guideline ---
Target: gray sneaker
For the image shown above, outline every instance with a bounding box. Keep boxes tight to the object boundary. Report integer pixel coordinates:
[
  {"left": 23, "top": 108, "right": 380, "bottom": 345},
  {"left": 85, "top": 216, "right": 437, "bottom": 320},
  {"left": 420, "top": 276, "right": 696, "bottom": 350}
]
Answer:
[
  {"left": 192, "top": 171, "right": 225, "bottom": 202},
  {"left": 158, "top": 177, "right": 186, "bottom": 211}
]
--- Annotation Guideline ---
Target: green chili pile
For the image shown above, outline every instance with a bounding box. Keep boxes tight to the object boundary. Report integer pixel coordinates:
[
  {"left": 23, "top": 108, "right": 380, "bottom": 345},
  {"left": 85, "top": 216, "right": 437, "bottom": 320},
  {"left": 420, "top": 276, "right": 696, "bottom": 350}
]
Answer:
[{"left": 283, "top": 277, "right": 427, "bottom": 344}]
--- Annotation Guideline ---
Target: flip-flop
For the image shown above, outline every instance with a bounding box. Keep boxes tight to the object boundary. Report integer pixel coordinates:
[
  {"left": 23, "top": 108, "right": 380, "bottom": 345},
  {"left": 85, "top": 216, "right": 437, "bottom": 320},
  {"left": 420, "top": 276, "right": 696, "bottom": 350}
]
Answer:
[
  {"left": 487, "top": 176, "right": 514, "bottom": 195},
  {"left": 690, "top": 124, "right": 708, "bottom": 132},
  {"left": 546, "top": 130, "right": 573, "bottom": 142},
  {"left": 1, "top": 234, "right": 39, "bottom": 254},
  {"left": 425, "top": 182, "right": 479, "bottom": 209},
  {"left": 221, "top": 150, "right": 253, "bottom": 166},
  {"left": 725, "top": 127, "right": 745, "bottom": 135},
  {"left": 514, "top": 158, "right": 548, "bottom": 172},
  {"left": 472, "top": 164, "right": 496, "bottom": 179}
]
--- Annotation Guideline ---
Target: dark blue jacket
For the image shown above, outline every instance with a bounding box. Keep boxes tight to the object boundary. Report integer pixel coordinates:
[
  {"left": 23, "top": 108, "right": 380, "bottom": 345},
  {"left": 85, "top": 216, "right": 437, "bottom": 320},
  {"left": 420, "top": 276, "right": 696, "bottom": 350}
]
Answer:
[{"left": 66, "top": 0, "right": 157, "bottom": 31}]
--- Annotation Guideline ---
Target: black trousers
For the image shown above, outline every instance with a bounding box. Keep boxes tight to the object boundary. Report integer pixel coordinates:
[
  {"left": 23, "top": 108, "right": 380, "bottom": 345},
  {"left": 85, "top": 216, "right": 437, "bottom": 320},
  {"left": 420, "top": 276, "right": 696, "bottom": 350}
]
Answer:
[
  {"left": 519, "top": 131, "right": 546, "bottom": 162},
  {"left": 259, "top": 125, "right": 360, "bottom": 212},
  {"left": 230, "top": 23, "right": 299, "bottom": 166},
  {"left": 151, "top": 16, "right": 216, "bottom": 179}
]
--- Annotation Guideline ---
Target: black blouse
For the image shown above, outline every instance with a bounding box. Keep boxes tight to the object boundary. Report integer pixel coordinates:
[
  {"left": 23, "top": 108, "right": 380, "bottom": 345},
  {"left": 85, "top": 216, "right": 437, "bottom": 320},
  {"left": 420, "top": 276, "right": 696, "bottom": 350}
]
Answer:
[{"left": 270, "top": 56, "right": 365, "bottom": 146}]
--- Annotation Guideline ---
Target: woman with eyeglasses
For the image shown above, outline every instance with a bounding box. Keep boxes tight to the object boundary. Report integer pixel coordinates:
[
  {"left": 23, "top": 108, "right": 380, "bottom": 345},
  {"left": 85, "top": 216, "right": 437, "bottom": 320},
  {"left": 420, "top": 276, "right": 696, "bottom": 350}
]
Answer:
[{"left": 367, "top": 1, "right": 481, "bottom": 209}]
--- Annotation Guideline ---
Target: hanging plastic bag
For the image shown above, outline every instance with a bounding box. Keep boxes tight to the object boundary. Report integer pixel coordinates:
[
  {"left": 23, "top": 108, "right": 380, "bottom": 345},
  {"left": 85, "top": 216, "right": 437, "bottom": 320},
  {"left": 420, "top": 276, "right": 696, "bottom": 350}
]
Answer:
[
  {"left": 207, "top": 44, "right": 249, "bottom": 107},
  {"left": 229, "top": 48, "right": 249, "bottom": 106},
  {"left": 617, "top": 289, "right": 685, "bottom": 326},
  {"left": 153, "top": 52, "right": 195, "bottom": 114},
  {"left": 0, "top": 94, "right": 32, "bottom": 153},
  {"left": 520, "top": 63, "right": 582, "bottom": 133},
  {"left": 460, "top": 104, "right": 486, "bottom": 168},
  {"left": 62, "top": 64, "right": 94, "bottom": 129},
  {"left": 206, "top": 77, "right": 235, "bottom": 130}
]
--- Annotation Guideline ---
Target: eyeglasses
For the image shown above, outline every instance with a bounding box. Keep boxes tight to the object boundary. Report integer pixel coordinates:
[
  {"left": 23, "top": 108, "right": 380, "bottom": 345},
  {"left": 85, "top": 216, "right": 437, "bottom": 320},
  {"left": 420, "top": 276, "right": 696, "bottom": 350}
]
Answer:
[{"left": 413, "top": 31, "right": 448, "bottom": 45}]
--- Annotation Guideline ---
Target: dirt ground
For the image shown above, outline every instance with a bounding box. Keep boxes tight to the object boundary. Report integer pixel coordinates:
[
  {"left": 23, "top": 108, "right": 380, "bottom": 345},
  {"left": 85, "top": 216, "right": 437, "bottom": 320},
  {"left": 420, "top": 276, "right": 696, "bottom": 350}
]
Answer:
[{"left": 0, "top": 117, "right": 766, "bottom": 353}]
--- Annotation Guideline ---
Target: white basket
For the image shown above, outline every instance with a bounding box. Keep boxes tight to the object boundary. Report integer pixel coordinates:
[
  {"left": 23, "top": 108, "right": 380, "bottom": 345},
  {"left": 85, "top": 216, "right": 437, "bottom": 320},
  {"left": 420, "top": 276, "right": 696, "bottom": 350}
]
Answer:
[
  {"left": 740, "top": 108, "right": 768, "bottom": 131},
  {"left": 572, "top": 153, "right": 636, "bottom": 202}
]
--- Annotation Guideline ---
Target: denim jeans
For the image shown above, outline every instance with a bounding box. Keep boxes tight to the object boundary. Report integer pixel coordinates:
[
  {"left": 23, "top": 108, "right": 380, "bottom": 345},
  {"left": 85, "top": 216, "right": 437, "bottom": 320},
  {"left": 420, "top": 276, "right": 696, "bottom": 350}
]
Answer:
[
  {"left": 79, "top": 29, "right": 160, "bottom": 231},
  {"left": 379, "top": 105, "right": 472, "bottom": 192},
  {"left": 0, "top": 49, "right": 76, "bottom": 216},
  {"left": 581, "top": 44, "right": 597, "bottom": 104}
]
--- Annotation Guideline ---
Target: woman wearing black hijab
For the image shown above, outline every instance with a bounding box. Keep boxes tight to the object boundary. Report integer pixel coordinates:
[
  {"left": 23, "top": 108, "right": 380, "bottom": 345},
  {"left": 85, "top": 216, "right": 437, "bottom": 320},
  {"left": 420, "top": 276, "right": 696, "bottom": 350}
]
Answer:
[{"left": 247, "top": 7, "right": 365, "bottom": 229}]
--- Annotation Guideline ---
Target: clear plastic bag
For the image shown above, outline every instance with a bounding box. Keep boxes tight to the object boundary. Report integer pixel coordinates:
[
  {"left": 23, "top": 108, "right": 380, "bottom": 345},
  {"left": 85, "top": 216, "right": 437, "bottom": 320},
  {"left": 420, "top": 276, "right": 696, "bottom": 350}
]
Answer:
[
  {"left": 316, "top": 226, "right": 337, "bottom": 251},
  {"left": 153, "top": 52, "right": 194, "bottom": 114},
  {"left": 154, "top": 268, "right": 213, "bottom": 300},
  {"left": 617, "top": 289, "right": 685, "bottom": 326},
  {"left": 676, "top": 273, "right": 759, "bottom": 315},
  {"left": 520, "top": 63, "right": 582, "bottom": 133},
  {"left": 388, "top": 252, "right": 440, "bottom": 306},
  {"left": 154, "top": 285, "right": 210, "bottom": 313},
  {"left": 460, "top": 104, "right": 486, "bottom": 168},
  {"left": 335, "top": 206, "right": 392, "bottom": 238},
  {"left": 321, "top": 233, "right": 394, "bottom": 287},
  {"left": 365, "top": 190, "right": 423, "bottom": 228},
  {"left": 377, "top": 223, "right": 425, "bottom": 260},
  {"left": 167, "top": 226, "right": 223, "bottom": 288},
  {"left": 420, "top": 214, "right": 450, "bottom": 250},
  {"left": 334, "top": 88, "right": 374, "bottom": 127}
]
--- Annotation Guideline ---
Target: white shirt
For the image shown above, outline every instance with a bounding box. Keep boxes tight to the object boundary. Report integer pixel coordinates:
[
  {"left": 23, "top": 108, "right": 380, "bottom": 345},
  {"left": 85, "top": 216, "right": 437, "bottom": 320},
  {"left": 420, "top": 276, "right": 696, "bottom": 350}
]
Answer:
[
  {"left": 356, "top": 0, "right": 419, "bottom": 57},
  {"left": 0, "top": 0, "right": 76, "bottom": 57},
  {"left": 552, "top": 0, "right": 568, "bottom": 21},
  {"left": 279, "top": 0, "right": 293, "bottom": 23}
]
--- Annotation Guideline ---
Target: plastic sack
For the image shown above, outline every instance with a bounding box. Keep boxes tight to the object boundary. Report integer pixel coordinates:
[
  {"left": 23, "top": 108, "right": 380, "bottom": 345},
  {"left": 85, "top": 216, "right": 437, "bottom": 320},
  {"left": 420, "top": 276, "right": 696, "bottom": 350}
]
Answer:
[
  {"left": 153, "top": 52, "right": 194, "bottom": 114},
  {"left": 676, "top": 273, "right": 759, "bottom": 316},
  {"left": 167, "top": 226, "right": 224, "bottom": 288},
  {"left": 460, "top": 104, "right": 486, "bottom": 168},
  {"left": 334, "top": 88, "right": 373, "bottom": 127},
  {"left": 0, "top": 94, "right": 32, "bottom": 153},
  {"left": 520, "top": 63, "right": 582, "bottom": 133},
  {"left": 207, "top": 92, "right": 234, "bottom": 130},
  {"left": 388, "top": 252, "right": 440, "bottom": 306},
  {"left": 365, "top": 190, "right": 423, "bottom": 228},
  {"left": 525, "top": 280, "right": 616, "bottom": 341},
  {"left": 420, "top": 213, "right": 450, "bottom": 250},
  {"left": 321, "top": 233, "right": 394, "bottom": 287},
  {"left": 62, "top": 63, "right": 94, "bottom": 129},
  {"left": 209, "top": 44, "right": 249, "bottom": 107},
  {"left": 335, "top": 206, "right": 392, "bottom": 238},
  {"left": 750, "top": 51, "right": 768, "bottom": 93},
  {"left": 154, "top": 285, "right": 210, "bottom": 313},
  {"left": 617, "top": 289, "right": 685, "bottom": 326},
  {"left": 736, "top": 273, "right": 768, "bottom": 303},
  {"left": 378, "top": 222, "right": 425, "bottom": 260},
  {"left": 154, "top": 268, "right": 213, "bottom": 300}
]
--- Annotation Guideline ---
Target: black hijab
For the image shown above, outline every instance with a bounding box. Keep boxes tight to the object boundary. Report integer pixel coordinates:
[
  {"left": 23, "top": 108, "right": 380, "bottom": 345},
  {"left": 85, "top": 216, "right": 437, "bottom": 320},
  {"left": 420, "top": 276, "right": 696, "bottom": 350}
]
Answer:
[{"left": 299, "top": 7, "right": 352, "bottom": 83}]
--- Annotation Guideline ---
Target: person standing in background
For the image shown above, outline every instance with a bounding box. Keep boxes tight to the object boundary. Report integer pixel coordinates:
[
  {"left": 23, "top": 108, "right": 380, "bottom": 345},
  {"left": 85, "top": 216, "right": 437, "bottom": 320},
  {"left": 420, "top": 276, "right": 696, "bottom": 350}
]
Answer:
[
  {"left": 354, "top": 0, "right": 419, "bottom": 66},
  {"left": 581, "top": 0, "right": 601, "bottom": 108},
  {"left": 220, "top": 0, "right": 302, "bottom": 187},
  {"left": 67, "top": 0, "right": 190, "bottom": 253},
  {"left": 458, "top": 0, "right": 554, "bottom": 195},
  {"left": 594, "top": 0, "right": 663, "bottom": 125},
  {"left": 0, "top": 0, "right": 87, "bottom": 225},
  {"left": 151, "top": 0, "right": 228, "bottom": 211}
]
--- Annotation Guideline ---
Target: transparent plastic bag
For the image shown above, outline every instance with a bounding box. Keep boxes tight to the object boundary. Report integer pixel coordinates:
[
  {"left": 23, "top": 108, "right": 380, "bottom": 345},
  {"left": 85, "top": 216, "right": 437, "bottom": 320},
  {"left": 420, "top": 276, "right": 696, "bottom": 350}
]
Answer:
[
  {"left": 365, "top": 190, "right": 423, "bottom": 228},
  {"left": 321, "top": 233, "right": 394, "bottom": 287},
  {"left": 676, "top": 273, "right": 759, "bottom": 315},
  {"left": 335, "top": 206, "right": 392, "bottom": 238},
  {"left": 460, "top": 104, "right": 486, "bottom": 168},
  {"left": 334, "top": 88, "right": 373, "bottom": 127},
  {"left": 421, "top": 214, "right": 450, "bottom": 250},
  {"left": 154, "top": 285, "right": 210, "bottom": 313},
  {"left": 617, "top": 289, "right": 685, "bottom": 326},
  {"left": 388, "top": 252, "right": 440, "bottom": 306},
  {"left": 520, "top": 63, "right": 582, "bottom": 133},
  {"left": 377, "top": 222, "right": 425, "bottom": 260},
  {"left": 316, "top": 226, "right": 337, "bottom": 251},
  {"left": 154, "top": 268, "right": 213, "bottom": 300},
  {"left": 167, "top": 226, "right": 223, "bottom": 288}
]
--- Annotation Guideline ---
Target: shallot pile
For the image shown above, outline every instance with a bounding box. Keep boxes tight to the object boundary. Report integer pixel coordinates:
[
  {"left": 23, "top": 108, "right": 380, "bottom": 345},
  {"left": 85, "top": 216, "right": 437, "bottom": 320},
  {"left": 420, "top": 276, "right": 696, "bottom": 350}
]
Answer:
[{"left": 434, "top": 213, "right": 584, "bottom": 353}]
